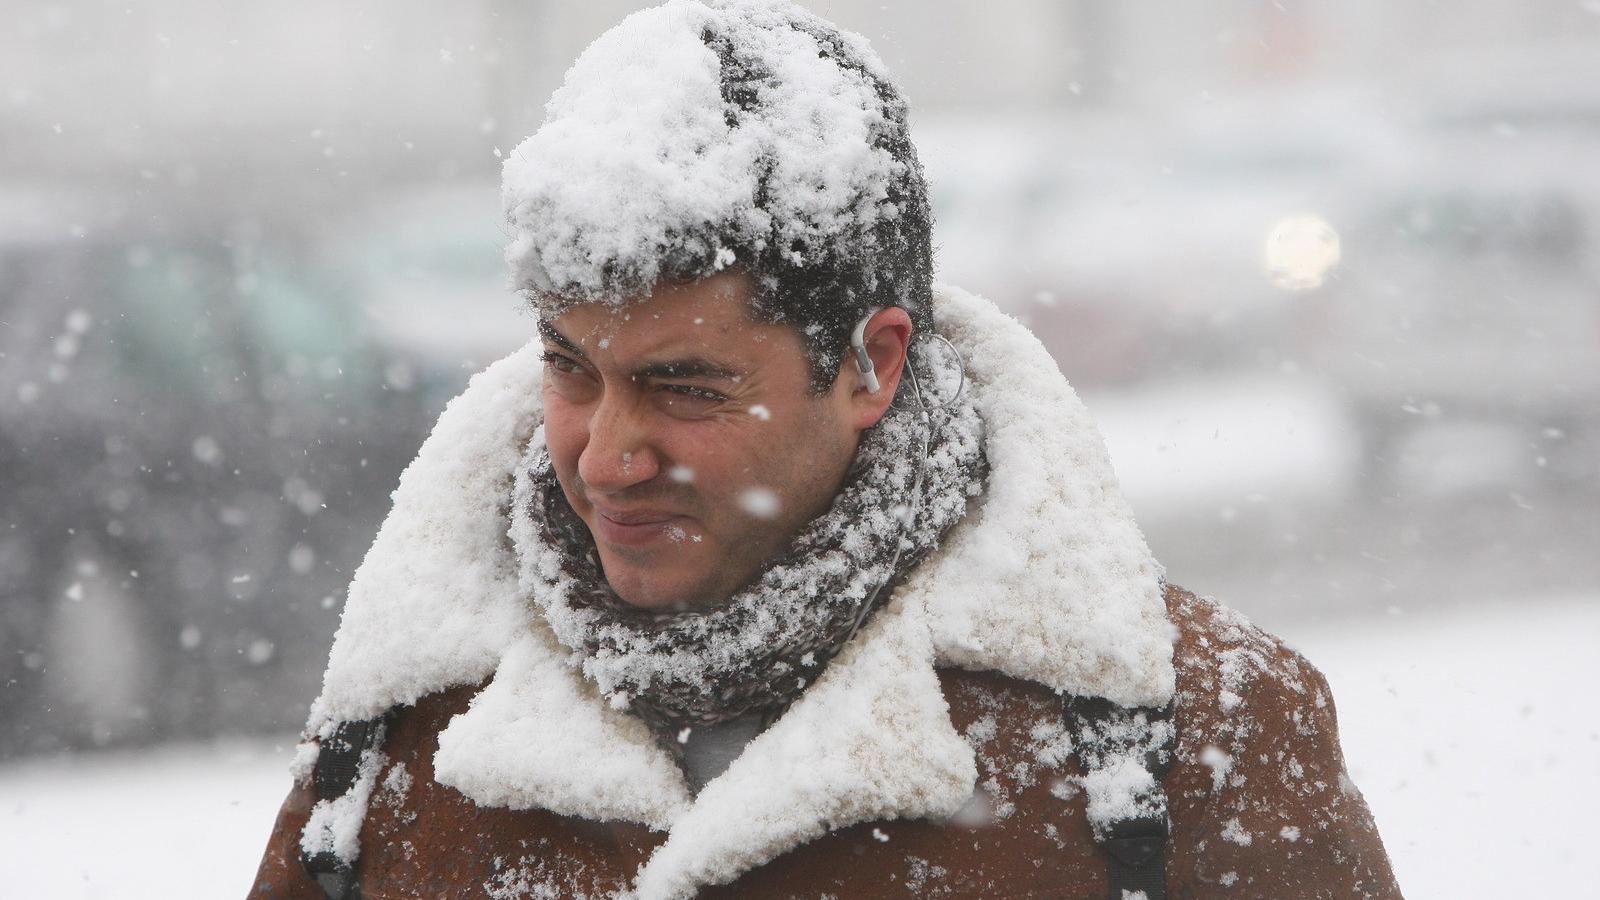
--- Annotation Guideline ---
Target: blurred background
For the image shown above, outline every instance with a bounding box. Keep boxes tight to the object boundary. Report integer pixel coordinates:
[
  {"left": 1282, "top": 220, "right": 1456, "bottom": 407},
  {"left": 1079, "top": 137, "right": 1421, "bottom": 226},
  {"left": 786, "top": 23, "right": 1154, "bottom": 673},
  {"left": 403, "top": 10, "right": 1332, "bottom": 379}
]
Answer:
[{"left": 2, "top": 1, "right": 1597, "bottom": 895}]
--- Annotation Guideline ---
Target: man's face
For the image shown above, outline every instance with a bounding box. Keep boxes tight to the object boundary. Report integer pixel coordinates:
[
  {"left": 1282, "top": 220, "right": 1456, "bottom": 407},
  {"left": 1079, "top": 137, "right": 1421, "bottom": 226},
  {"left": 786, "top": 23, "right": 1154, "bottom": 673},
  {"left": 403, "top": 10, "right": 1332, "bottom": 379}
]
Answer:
[{"left": 539, "top": 272, "right": 870, "bottom": 609}]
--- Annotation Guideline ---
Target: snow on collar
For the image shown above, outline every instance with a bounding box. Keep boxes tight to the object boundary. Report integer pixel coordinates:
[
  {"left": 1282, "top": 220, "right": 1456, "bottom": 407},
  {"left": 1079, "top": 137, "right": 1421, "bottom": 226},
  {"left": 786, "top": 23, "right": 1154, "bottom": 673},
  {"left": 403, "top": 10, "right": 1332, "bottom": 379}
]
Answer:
[
  {"left": 912, "top": 285, "right": 1173, "bottom": 706},
  {"left": 307, "top": 284, "right": 1173, "bottom": 898}
]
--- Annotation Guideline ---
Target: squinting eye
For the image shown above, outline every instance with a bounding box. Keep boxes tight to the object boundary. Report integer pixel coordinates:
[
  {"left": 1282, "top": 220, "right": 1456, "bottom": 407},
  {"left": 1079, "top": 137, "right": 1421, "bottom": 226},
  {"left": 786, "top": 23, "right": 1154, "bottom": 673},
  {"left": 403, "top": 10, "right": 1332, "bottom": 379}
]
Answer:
[
  {"left": 540, "top": 351, "right": 583, "bottom": 374},
  {"left": 661, "top": 384, "right": 726, "bottom": 403}
]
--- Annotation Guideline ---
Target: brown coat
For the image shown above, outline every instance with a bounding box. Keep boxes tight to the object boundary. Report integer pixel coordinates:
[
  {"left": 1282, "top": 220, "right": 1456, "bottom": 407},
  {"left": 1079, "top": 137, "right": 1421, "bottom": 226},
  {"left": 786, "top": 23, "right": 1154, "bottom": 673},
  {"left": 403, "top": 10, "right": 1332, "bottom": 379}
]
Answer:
[{"left": 250, "top": 585, "right": 1401, "bottom": 899}]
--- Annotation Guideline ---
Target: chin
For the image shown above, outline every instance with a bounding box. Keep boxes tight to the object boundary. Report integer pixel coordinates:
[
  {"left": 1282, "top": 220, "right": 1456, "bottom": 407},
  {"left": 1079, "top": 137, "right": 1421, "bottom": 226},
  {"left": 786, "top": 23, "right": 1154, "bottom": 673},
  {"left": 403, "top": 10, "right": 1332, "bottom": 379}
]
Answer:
[
  {"left": 601, "top": 565, "right": 696, "bottom": 610},
  {"left": 607, "top": 562, "right": 744, "bottom": 611}
]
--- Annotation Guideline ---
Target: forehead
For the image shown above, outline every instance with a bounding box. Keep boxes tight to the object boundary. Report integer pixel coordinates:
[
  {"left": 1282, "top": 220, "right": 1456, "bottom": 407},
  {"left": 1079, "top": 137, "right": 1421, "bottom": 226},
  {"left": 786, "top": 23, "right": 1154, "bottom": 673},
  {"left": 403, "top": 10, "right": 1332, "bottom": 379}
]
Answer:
[{"left": 545, "top": 271, "right": 804, "bottom": 363}]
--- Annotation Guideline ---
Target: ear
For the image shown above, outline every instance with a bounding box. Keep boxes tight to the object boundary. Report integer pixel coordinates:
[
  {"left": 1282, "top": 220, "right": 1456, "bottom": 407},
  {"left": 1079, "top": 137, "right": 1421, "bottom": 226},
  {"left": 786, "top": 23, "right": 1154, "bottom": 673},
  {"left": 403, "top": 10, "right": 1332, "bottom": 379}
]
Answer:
[{"left": 840, "top": 306, "right": 913, "bottom": 430}]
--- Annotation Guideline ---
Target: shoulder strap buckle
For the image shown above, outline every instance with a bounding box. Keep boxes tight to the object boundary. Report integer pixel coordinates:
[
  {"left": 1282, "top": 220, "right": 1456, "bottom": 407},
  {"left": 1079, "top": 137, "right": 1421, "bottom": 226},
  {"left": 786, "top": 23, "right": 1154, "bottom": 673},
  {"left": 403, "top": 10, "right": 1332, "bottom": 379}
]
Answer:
[
  {"left": 299, "top": 715, "right": 389, "bottom": 900},
  {"left": 1065, "top": 697, "right": 1177, "bottom": 900}
]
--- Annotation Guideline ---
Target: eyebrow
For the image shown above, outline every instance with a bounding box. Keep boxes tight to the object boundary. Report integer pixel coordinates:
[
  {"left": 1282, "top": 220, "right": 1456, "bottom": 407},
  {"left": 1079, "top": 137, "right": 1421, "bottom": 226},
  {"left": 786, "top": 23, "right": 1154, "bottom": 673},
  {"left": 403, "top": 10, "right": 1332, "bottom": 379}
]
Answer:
[
  {"left": 538, "top": 320, "right": 585, "bottom": 358},
  {"left": 539, "top": 320, "right": 745, "bottom": 383}
]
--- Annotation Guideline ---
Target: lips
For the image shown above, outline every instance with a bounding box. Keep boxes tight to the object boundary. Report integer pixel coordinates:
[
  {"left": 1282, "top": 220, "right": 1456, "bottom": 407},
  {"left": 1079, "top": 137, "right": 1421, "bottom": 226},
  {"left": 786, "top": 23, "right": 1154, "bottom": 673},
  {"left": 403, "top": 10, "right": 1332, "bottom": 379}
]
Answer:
[{"left": 589, "top": 504, "right": 686, "bottom": 547}]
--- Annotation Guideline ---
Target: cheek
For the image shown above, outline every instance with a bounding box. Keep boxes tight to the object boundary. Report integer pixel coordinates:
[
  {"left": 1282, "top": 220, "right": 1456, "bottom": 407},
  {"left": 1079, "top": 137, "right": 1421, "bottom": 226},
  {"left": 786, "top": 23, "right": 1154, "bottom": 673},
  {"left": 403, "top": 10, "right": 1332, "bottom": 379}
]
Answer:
[
  {"left": 706, "top": 420, "right": 804, "bottom": 487},
  {"left": 655, "top": 421, "right": 732, "bottom": 480},
  {"left": 652, "top": 420, "right": 771, "bottom": 509},
  {"left": 541, "top": 391, "right": 588, "bottom": 470}
]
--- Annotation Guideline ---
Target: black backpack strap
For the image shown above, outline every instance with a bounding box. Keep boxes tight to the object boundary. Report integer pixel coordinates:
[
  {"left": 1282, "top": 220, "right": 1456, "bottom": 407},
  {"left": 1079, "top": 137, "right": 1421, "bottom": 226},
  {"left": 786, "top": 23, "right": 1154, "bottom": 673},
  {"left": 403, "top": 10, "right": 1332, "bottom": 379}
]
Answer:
[
  {"left": 1065, "top": 695, "right": 1177, "bottom": 900},
  {"left": 300, "top": 715, "right": 390, "bottom": 900}
]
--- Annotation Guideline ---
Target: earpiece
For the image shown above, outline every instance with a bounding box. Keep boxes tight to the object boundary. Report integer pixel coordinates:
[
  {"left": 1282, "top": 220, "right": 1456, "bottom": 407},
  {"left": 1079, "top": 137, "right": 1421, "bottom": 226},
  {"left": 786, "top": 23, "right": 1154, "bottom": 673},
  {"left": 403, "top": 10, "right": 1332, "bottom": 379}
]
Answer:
[{"left": 850, "top": 308, "right": 882, "bottom": 393}]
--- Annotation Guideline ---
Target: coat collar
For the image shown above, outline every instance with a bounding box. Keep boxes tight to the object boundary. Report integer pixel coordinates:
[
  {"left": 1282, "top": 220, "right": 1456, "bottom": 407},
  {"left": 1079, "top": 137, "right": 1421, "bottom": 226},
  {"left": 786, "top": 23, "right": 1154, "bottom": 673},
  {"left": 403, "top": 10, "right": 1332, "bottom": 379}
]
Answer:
[{"left": 309, "top": 285, "right": 1173, "bottom": 899}]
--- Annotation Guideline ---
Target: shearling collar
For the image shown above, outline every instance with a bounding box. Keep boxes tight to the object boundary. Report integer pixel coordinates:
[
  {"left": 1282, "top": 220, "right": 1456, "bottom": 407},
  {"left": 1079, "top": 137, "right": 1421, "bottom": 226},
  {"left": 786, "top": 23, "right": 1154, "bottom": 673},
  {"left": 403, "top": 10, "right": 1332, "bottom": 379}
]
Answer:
[{"left": 308, "top": 285, "right": 1173, "bottom": 900}]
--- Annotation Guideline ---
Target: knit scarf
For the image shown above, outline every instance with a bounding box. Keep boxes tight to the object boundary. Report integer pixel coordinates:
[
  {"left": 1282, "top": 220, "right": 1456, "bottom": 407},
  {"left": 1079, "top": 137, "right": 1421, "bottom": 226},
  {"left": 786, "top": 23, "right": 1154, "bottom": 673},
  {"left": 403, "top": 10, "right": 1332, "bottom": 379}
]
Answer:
[{"left": 510, "top": 348, "right": 986, "bottom": 732}]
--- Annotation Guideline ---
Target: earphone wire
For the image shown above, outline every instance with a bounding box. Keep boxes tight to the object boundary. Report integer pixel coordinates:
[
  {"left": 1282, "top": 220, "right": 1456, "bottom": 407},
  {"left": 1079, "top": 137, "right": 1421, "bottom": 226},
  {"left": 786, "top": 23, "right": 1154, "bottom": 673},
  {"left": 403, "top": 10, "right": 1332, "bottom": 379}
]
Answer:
[{"left": 839, "top": 333, "right": 966, "bottom": 646}]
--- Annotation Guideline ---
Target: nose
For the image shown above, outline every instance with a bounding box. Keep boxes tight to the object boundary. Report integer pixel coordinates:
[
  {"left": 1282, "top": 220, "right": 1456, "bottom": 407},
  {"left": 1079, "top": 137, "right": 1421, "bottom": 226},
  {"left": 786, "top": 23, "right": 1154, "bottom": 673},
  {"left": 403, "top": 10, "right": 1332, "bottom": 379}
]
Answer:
[{"left": 577, "top": 391, "right": 661, "bottom": 494}]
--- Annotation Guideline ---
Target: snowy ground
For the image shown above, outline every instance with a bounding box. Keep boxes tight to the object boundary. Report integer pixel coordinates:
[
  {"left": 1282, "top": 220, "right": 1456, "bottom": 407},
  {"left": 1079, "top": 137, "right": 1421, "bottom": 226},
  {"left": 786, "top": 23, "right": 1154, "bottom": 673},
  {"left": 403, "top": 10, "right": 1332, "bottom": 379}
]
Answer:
[
  {"left": 0, "top": 738, "right": 295, "bottom": 898},
  {"left": 1, "top": 596, "right": 1593, "bottom": 898},
  {"left": 1290, "top": 595, "right": 1599, "bottom": 899}
]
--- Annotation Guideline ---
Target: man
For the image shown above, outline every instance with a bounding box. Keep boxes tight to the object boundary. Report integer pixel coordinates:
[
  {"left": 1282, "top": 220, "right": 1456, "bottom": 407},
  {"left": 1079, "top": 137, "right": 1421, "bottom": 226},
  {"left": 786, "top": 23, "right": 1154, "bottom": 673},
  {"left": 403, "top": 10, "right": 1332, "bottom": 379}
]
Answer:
[{"left": 252, "top": 2, "right": 1401, "bottom": 897}]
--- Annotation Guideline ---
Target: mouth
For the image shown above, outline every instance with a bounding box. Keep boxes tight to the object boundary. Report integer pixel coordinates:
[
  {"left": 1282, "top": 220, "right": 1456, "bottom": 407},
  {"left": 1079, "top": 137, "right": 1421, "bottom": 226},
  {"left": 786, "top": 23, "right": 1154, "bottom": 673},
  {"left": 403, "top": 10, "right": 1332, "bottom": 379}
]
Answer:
[{"left": 589, "top": 506, "right": 688, "bottom": 548}]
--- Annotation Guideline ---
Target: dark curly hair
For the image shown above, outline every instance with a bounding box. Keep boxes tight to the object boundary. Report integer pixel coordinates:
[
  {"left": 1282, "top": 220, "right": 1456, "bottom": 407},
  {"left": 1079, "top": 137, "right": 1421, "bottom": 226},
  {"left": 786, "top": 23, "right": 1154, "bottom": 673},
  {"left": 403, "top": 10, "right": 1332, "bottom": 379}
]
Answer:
[
  {"left": 690, "top": 18, "right": 934, "bottom": 391},
  {"left": 521, "top": 7, "right": 935, "bottom": 394}
]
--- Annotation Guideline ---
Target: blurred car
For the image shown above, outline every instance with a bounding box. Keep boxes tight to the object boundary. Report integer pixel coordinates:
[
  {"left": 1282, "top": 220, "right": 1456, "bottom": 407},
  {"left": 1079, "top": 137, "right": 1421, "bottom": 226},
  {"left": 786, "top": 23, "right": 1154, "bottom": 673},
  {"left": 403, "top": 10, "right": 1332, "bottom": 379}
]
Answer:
[
  {"left": 1294, "top": 62, "right": 1600, "bottom": 497},
  {"left": 919, "top": 92, "right": 1409, "bottom": 387},
  {"left": 0, "top": 183, "right": 430, "bottom": 757},
  {"left": 922, "top": 91, "right": 1599, "bottom": 500},
  {"left": 1299, "top": 179, "right": 1600, "bottom": 496}
]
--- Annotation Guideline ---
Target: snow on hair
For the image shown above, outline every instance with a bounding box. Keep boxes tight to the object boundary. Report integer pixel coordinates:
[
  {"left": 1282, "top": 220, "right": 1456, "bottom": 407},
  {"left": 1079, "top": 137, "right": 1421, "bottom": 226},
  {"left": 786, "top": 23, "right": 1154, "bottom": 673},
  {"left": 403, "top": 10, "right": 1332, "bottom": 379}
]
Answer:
[{"left": 500, "top": 0, "right": 934, "bottom": 388}]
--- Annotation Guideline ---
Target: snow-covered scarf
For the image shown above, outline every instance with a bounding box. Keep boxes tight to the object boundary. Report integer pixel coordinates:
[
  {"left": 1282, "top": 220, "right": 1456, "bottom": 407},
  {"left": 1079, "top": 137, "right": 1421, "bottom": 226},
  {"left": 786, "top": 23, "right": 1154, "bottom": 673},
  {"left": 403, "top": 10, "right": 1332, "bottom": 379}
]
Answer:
[{"left": 510, "top": 348, "right": 987, "bottom": 731}]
